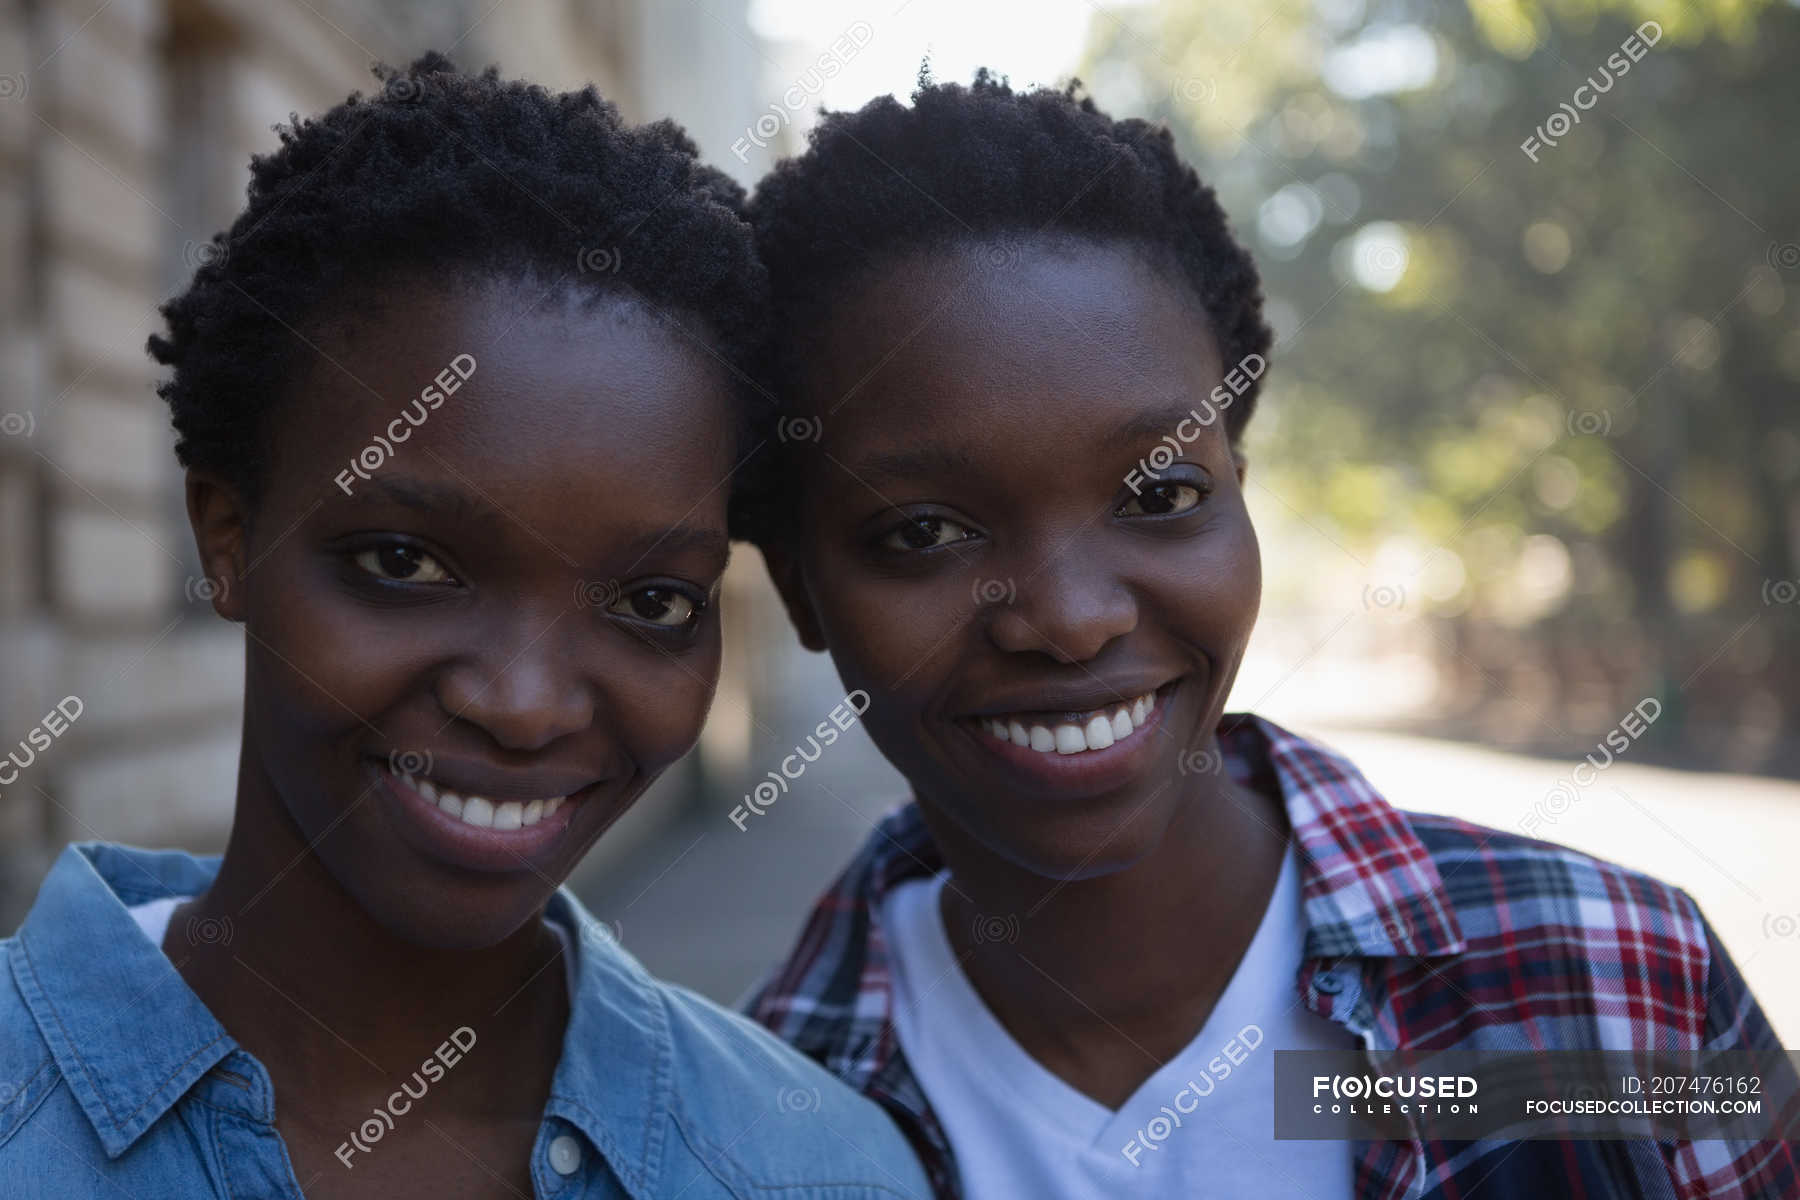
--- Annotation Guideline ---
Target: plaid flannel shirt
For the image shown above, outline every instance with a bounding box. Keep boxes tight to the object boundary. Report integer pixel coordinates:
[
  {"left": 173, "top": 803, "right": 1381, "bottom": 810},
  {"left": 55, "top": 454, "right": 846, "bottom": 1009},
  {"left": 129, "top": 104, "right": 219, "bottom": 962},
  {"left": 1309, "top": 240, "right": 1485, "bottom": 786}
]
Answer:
[{"left": 745, "top": 712, "right": 1796, "bottom": 1199}]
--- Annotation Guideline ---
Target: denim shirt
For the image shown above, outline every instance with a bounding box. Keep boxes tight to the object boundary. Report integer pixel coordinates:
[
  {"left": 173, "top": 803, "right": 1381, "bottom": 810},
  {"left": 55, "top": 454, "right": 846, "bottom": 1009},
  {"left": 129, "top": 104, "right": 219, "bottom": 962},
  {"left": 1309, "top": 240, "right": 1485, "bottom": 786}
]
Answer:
[{"left": 0, "top": 843, "right": 930, "bottom": 1199}]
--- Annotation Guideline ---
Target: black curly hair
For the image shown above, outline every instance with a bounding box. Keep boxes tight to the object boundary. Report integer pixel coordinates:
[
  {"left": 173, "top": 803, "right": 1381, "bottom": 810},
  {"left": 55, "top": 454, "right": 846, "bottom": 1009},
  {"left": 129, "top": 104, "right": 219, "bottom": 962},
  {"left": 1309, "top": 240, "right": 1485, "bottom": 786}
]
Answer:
[
  {"left": 733, "top": 67, "right": 1271, "bottom": 543},
  {"left": 149, "top": 52, "right": 768, "bottom": 509}
]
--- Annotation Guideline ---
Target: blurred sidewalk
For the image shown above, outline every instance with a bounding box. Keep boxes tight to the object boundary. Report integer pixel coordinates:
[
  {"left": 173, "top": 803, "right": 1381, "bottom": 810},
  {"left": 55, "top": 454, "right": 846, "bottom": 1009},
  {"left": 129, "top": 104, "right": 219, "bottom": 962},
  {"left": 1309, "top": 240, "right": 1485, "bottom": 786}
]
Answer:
[{"left": 572, "top": 707, "right": 1800, "bottom": 1046}]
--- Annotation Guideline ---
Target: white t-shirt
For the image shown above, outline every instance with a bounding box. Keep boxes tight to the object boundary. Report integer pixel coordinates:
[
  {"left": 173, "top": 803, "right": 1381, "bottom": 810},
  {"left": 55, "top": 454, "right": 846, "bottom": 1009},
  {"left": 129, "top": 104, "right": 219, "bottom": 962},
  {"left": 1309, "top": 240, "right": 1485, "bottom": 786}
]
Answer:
[
  {"left": 878, "top": 840, "right": 1358, "bottom": 1198},
  {"left": 126, "top": 895, "right": 578, "bottom": 1007}
]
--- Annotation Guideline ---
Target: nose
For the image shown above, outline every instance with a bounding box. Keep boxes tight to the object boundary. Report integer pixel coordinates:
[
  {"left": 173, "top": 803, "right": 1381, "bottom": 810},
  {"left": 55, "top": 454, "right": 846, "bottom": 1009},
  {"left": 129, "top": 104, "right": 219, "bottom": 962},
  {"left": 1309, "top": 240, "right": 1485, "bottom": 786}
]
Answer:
[
  {"left": 984, "top": 560, "right": 1138, "bottom": 663},
  {"left": 435, "top": 618, "right": 596, "bottom": 752}
]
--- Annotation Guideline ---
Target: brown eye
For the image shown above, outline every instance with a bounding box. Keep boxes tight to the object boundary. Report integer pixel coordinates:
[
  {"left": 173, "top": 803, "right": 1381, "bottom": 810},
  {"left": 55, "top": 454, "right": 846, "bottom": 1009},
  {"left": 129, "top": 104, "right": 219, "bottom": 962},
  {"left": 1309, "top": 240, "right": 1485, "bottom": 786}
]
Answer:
[
  {"left": 881, "top": 515, "right": 976, "bottom": 552},
  {"left": 608, "top": 586, "right": 699, "bottom": 629},
  {"left": 353, "top": 544, "right": 453, "bottom": 583},
  {"left": 1116, "top": 482, "right": 1204, "bottom": 517}
]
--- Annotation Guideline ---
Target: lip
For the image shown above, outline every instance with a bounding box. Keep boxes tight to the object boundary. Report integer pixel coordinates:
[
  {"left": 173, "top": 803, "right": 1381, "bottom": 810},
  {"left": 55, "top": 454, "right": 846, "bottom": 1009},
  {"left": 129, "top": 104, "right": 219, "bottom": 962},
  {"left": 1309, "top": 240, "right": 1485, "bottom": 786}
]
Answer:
[
  {"left": 371, "top": 759, "right": 596, "bottom": 874},
  {"left": 950, "top": 679, "right": 1181, "bottom": 799}
]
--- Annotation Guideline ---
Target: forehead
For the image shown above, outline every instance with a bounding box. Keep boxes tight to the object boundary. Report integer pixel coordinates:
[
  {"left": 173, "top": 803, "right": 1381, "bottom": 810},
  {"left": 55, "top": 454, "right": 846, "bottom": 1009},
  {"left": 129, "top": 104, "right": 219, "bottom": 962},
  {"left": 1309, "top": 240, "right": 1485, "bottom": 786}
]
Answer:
[
  {"left": 798, "top": 236, "right": 1226, "bottom": 474},
  {"left": 263, "top": 277, "right": 737, "bottom": 536}
]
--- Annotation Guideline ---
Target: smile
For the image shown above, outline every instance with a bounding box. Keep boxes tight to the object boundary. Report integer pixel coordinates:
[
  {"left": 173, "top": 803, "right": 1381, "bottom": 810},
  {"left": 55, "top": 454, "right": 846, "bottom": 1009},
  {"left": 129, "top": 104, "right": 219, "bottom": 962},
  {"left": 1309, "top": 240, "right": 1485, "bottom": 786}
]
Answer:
[
  {"left": 970, "top": 689, "right": 1158, "bottom": 756},
  {"left": 386, "top": 764, "right": 568, "bottom": 831}
]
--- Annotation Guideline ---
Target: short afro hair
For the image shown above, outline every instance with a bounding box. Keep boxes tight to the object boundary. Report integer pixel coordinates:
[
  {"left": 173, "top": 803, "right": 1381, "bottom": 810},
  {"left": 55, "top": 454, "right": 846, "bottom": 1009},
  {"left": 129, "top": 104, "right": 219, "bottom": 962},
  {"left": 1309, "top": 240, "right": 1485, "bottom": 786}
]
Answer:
[
  {"left": 150, "top": 51, "right": 768, "bottom": 508},
  {"left": 733, "top": 67, "right": 1271, "bottom": 544}
]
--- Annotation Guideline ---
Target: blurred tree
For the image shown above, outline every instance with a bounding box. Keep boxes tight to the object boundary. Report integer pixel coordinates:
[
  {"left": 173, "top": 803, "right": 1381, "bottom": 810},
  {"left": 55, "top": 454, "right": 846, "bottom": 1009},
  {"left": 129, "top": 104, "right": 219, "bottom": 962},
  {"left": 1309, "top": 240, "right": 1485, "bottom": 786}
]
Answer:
[{"left": 1083, "top": 0, "right": 1800, "bottom": 768}]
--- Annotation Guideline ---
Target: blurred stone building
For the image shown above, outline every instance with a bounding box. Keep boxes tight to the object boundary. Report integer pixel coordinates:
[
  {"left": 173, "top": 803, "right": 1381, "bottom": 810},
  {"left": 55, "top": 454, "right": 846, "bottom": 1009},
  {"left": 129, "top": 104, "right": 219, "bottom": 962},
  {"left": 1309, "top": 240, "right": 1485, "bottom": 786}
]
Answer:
[{"left": 0, "top": 0, "right": 776, "bottom": 927}]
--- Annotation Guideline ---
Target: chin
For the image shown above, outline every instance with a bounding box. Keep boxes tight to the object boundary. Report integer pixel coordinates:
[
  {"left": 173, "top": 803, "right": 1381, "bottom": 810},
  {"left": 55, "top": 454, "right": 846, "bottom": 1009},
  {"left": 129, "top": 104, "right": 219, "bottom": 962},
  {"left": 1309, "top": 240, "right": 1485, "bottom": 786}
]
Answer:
[
  {"left": 938, "top": 788, "right": 1178, "bottom": 884},
  {"left": 349, "top": 872, "right": 551, "bottom": 951}
]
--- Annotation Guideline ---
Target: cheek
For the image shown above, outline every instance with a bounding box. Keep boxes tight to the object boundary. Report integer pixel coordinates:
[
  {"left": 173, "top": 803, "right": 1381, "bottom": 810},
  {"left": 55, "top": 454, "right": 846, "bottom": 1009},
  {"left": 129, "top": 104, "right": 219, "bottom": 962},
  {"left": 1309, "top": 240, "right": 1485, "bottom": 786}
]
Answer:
[
  {"left": 604, "top": 638, "right": 722, "bottom": 773},
  {"left": 1164, "top": 507, "right": 1261, "bottom": 640},
  {"left": 812, "top": 566, "right": 961, "bottom": 699},
  {"left": 247, "top": 557, "right": 418, "bottom": 737}
]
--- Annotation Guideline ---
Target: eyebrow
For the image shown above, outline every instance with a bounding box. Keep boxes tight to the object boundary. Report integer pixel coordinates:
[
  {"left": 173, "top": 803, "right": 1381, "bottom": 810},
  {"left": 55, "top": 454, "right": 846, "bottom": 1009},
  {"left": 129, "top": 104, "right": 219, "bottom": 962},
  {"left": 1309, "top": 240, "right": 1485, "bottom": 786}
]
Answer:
[
  {"left": 353, "top": 476, "right": 508, "bottom": 525},
  {"left": 1104, "top": 402, "right": 1225, "bottom": 447},
  {"left": 351, "top": 476, "right": 728, "bottom": 566},
  {"left": 842, "top": 444, "right": 981, "bottom": 487},
  {"left": 613, "top": 523, "right": 731, "bottom": 564},
  {"left": 844, "top": 400, "right": 1219, "bottom": 485}
]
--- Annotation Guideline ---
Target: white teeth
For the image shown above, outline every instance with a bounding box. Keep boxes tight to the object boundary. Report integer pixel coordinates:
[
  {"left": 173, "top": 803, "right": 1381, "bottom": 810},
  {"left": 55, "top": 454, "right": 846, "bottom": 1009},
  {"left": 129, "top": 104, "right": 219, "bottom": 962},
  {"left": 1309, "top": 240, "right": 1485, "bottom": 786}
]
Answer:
[
  {"left": 978, "top": 690, "right": 1160, "bottom": 757},
  {"left": 393, "top": 769, "right": 570, "bottom": 831},
  {"left": 1083, "top": 714, "right": 1115, "bottom": 750}
]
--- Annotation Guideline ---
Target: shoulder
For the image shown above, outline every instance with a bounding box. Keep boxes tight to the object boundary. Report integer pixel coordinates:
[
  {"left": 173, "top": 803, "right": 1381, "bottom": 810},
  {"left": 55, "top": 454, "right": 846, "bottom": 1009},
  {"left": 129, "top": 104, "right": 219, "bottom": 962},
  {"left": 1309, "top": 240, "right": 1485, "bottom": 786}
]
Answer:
[
  {"left": 1392, "top": 811, "right": 1717, "bottom": 1048},
  {"left": 0, "top": 933, "right": 81, "bottom": 1171},
  {"left": 1407, "top": 810, "right": 1706, "bottom": 942},
  {"left": 652, "top": 977, "right": 930, "bottom": 1196}
]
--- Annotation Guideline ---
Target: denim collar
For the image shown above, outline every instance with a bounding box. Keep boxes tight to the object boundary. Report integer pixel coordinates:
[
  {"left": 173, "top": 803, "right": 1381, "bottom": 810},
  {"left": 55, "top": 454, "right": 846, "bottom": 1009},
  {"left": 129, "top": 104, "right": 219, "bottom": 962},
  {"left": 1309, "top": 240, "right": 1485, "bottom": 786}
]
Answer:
[{"left": 10, "top": 841, "right": 675, "bottom": 1197}]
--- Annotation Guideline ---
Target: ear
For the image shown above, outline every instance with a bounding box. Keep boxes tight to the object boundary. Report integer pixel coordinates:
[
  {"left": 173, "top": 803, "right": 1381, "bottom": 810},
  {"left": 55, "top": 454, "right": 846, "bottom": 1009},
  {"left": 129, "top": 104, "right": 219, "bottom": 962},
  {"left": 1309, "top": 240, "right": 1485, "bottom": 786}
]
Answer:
[
  {"left": 185, "top": 470, "right": 251, "bottom": 623},
  {"left": 758, "top": 542, "right": 827, "bottom": 653}
]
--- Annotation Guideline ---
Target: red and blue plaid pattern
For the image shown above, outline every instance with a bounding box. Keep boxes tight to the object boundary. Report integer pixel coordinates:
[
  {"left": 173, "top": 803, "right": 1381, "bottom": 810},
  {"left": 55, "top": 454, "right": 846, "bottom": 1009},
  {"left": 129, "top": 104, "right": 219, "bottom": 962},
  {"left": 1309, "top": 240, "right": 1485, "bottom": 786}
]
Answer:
[{"left": 745, "top": 712, "right": 1795, "bottom": 1198}]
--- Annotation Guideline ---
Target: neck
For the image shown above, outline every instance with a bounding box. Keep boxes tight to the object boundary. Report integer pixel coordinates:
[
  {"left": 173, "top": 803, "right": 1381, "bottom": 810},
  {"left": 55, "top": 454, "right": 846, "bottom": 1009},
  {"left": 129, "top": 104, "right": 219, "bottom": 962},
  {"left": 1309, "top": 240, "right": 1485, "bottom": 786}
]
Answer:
[
  {"left": 928, "top": 767, "right": 1289, "bottom": 1103},
  {"left": 166, "top": 753, "right": 568, "bottom": 1120}
]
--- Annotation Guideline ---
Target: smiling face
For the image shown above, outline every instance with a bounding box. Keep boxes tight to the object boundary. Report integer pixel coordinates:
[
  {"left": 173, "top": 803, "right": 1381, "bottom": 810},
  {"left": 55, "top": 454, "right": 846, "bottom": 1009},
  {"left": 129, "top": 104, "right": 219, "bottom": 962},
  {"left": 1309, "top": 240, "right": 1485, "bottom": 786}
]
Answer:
[
  {"left": 198, "top": 275, "right": 735, "bottom": 948},
  {"left": 772, "top": 236, "right": 1262, "bottom": 880}
]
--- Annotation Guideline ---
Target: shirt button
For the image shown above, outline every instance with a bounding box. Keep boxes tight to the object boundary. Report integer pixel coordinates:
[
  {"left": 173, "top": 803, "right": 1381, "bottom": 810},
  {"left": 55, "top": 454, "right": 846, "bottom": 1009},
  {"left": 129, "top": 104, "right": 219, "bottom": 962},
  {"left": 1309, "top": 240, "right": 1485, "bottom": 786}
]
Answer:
[
  {"left": 1313, "top": 971, "right": 1345, "bottom": 995},
  {"left": 548, "top": 1133, "right": 582, "bottom": 1176}
]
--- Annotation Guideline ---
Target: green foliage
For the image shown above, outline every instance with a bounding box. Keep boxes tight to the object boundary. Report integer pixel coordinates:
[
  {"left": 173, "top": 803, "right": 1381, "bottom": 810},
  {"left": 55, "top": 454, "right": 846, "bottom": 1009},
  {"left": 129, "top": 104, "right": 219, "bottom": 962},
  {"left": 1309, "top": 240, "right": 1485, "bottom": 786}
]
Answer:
[{"left": 1083, "top": 0, "right": 1800, "bottom": 756}]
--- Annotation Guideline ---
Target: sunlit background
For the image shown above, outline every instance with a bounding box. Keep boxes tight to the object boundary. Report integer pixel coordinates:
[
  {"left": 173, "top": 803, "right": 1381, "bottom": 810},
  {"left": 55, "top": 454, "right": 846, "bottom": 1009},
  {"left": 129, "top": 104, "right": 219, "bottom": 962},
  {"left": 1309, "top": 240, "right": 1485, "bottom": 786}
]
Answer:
[{"left": 2, "top": 0, "right": 1795, "bottom": 1043}]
